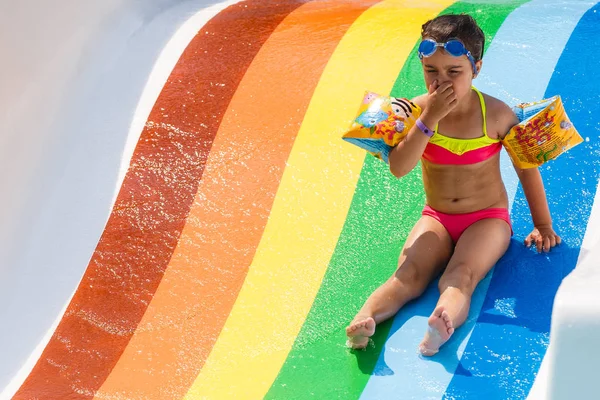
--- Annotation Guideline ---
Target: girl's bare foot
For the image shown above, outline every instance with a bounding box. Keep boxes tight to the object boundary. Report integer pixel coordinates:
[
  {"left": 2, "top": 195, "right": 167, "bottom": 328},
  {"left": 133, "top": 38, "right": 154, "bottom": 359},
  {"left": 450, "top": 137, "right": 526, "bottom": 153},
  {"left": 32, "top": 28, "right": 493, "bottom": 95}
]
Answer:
[
  {"left": 346, "top": 317, "right": 375, "bottom": 349},
  {"left": 419, "top": 306, "right": 454, "bottom": 356}
]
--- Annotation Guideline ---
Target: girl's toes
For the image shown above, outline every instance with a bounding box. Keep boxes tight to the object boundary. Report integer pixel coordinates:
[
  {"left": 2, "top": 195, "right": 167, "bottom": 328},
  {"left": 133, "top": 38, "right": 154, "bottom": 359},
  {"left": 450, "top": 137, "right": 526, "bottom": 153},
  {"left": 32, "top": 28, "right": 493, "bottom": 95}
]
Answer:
[{"left": 441, "top": 311, "right": 450, "bottom": 322}]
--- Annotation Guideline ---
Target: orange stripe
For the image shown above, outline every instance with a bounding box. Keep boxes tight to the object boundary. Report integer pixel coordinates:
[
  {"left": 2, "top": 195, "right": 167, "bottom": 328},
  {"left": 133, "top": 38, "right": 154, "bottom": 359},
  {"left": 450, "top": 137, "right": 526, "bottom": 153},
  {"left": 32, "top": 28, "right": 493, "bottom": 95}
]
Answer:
[
  {"left": 13, "top": 2, "right": 305, "bottom": 399},
  {"left": 92, "top": 1, "right": 378, "bottom": 398}
]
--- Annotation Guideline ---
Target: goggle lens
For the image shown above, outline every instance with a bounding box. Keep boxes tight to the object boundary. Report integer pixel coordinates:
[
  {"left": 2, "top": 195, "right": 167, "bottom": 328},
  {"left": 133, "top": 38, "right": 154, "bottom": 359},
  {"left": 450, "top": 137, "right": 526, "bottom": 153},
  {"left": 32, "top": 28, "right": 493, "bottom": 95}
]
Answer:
[
  {"left": 444, "top": 40, "right": 466, "bottom": 57},
  {"left": 418, "top": 39, "right": 437, "bottom": 57}
]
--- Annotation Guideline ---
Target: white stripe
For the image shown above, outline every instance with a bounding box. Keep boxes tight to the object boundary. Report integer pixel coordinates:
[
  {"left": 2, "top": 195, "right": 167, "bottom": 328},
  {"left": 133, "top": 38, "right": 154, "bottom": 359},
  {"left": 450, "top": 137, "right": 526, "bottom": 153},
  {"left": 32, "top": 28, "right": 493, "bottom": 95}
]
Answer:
[
  {"left": 0, "top": 1, "right": 239, "bottom": 399},
  {"left": 360, "top": 1, "right": 594, "bottom": 399}
]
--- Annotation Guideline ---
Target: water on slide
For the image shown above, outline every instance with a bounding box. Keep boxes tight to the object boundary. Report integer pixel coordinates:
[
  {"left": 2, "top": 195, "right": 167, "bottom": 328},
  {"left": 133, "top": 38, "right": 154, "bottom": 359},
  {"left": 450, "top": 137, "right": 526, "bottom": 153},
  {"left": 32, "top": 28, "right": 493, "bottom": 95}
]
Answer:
[{"left": 2, "top": 0, "right": 599, "bottom": 399}]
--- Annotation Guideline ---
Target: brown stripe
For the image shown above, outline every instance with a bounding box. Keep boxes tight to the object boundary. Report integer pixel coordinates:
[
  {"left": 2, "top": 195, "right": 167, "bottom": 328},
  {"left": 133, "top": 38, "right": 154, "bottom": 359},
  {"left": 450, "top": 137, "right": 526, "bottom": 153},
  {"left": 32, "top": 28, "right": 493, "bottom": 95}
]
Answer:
[{"left": 13, "top": 1, "right": 307, "bottom": 398}]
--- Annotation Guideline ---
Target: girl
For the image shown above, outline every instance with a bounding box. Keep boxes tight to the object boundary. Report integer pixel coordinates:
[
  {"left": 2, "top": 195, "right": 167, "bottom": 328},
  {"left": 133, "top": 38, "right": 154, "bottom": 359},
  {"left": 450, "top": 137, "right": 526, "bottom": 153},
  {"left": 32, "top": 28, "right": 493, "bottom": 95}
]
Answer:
[{"left": 346, "top": 14, "right": 561, "bottom": 355}]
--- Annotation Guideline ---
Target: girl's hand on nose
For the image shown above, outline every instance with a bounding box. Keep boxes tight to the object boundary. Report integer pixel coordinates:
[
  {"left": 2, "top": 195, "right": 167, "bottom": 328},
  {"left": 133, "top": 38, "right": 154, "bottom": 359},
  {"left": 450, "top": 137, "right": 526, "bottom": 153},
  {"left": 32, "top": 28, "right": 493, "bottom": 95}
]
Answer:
[{"left": 422, "top": 79, "right": 458, "bottom": 124}]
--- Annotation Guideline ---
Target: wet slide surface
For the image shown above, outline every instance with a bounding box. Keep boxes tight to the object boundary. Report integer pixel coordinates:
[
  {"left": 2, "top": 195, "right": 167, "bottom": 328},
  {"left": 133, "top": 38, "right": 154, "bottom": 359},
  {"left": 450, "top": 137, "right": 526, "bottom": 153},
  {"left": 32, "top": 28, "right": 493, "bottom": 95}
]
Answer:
[{"left": 7, "top": 0, "right": 600, "bottom": 399}]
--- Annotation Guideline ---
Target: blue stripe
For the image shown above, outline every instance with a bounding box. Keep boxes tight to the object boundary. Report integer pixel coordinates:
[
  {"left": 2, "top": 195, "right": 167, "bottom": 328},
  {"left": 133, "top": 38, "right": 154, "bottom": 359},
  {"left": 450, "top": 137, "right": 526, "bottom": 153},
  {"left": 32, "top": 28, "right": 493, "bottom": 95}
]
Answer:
[
  {"left": 444, "top": 3, "right": 600, "bottom": 399},
  {"left": 360, "top": 1, "right": 596, "bottom": 399}
]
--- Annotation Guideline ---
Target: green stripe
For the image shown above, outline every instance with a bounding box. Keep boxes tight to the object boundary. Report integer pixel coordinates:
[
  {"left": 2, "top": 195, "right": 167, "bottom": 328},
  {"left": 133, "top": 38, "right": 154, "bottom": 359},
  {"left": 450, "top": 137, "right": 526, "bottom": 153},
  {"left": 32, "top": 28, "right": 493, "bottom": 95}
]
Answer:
[{"left": 265, "top": 2, "right": 528, "bottom": 399}]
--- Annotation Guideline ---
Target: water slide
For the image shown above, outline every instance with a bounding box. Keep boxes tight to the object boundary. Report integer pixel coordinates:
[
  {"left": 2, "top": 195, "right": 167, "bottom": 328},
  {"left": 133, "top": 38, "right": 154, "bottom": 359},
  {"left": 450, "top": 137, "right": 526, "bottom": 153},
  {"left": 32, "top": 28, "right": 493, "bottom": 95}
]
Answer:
[{"left": 1, "top": 0, "right": 599, "bottom": 398}]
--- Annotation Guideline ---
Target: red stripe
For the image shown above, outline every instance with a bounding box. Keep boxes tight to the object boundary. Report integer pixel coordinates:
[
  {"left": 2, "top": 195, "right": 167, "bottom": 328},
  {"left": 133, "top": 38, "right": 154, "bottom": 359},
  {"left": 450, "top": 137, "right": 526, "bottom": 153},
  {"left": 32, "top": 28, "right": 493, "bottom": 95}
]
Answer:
[
  {"left": 13, "top": 1, "right": 306, "bottom": 399},
  {"left": 422, "top": 141, "right": 502, "bottom": 165}
]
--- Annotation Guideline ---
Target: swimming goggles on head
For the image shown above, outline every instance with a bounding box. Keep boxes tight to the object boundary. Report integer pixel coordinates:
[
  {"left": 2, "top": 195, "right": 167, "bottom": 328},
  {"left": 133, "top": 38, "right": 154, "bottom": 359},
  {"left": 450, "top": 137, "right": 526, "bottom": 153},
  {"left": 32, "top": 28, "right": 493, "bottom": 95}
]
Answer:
[{"left": 417, "top": 39, "right": 477, "bottom": 74}]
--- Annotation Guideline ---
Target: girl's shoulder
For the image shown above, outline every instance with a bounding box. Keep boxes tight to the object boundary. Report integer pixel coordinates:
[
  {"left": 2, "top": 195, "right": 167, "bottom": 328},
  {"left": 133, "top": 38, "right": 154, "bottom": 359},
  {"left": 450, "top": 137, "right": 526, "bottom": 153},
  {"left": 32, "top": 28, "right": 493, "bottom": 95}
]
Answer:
[
  {"left": 480, "top": 92, "right": 520, "bottom": 139},
  {"left": 480, "top": 91, "right": 508, "bottom": 111}
]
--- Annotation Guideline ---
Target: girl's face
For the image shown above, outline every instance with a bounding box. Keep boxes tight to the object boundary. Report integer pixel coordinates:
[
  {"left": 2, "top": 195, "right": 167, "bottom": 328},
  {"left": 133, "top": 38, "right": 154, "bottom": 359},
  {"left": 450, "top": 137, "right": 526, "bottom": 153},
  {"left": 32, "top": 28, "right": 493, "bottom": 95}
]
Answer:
[{"left": 421, "top": 48, "right": 483, "bottom": 102}]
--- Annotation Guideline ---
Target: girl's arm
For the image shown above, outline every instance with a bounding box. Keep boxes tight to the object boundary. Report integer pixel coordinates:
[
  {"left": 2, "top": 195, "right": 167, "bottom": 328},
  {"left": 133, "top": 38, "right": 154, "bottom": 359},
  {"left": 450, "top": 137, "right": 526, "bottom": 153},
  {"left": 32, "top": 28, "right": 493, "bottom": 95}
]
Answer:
[
  {"left": 498, "top": 101, "right": 561, "bottom": 252},
  {"left": 514, "top": 166, "right": 552, "bottom": 227},
  {"left": 388, "top": 111, "right": 437, "bottom": 178},
  {"left": 514, "top": 165, "right": 561, "bottom": 252}
]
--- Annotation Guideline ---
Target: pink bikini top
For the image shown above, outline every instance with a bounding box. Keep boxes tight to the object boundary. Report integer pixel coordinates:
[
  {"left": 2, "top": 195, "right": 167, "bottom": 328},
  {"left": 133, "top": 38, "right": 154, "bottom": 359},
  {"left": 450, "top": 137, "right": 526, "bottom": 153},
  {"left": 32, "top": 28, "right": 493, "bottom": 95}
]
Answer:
[{"left": 422, "top": 87, "right": 502, "bottom": 165}]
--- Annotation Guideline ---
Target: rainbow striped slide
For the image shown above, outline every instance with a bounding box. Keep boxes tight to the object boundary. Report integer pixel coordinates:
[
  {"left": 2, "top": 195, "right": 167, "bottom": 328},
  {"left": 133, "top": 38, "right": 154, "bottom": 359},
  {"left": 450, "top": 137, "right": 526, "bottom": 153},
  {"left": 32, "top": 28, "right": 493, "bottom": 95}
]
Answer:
[{"left": 2, "top": 0, "right": 599, "bottom": 399}]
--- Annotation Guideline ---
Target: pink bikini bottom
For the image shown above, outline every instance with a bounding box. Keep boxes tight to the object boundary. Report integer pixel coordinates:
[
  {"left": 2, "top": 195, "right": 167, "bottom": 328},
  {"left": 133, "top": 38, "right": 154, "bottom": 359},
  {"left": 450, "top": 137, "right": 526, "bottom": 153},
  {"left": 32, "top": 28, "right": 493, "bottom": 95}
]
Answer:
[{"left": 422, "top": 205, "right": 513, "bottom": 243}]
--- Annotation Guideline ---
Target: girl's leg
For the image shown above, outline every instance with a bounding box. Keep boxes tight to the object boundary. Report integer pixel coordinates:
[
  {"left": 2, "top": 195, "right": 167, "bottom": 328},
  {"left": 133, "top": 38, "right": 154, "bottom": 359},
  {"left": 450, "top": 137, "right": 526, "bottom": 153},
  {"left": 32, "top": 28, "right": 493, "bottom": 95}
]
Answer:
[
  {"left": 347, "top": 215, "right": 453, "bottom": 349},
  {"left": 419, "top": 217, "right": 511, "bottom": 355}
]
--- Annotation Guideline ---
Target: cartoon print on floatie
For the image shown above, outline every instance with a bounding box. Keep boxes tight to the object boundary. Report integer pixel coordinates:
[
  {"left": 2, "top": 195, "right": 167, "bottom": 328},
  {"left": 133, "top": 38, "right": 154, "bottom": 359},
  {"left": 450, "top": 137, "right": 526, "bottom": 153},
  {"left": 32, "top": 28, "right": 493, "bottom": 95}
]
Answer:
[
  {"left": 391, "top": 98, "right": 419, "bottom": 133},
  {"left": 342, "top": 91, "right": 421, "bottom": 164},
  {"left": 355, "top": 109, "right": 389, "bottom": 128},
  {"left": 362, "top": 92, "right": 379, "bottom": 105}
]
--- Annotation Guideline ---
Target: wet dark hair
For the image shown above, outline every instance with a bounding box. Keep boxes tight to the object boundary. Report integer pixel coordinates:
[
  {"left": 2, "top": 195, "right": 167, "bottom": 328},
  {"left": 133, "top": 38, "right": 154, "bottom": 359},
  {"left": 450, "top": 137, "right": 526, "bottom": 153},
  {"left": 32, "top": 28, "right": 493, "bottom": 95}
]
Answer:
[{"left": 421, "top": 14, "right": 485, "bottom": 61}]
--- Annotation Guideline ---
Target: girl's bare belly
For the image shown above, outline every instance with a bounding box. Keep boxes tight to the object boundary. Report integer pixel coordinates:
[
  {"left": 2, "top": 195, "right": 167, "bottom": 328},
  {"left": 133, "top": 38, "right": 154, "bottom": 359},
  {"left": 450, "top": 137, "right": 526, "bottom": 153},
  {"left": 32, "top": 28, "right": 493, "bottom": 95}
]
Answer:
[{"left": 421, "top": 152, "right": 509, "bottom": 214}]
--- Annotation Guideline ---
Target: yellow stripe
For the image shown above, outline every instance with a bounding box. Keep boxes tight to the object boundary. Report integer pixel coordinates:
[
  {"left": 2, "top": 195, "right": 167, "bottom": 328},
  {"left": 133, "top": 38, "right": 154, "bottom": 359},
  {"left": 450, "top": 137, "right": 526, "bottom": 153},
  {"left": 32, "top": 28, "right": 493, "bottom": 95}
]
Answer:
[{"left": 184, "top": 1, "right": 453, "bottom": 398}]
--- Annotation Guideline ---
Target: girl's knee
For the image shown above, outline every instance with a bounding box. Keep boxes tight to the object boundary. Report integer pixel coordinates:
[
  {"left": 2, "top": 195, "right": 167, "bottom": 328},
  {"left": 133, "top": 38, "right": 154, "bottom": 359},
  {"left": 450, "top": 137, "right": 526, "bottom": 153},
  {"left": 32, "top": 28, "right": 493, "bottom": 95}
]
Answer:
[{"left": 391, "top": 260, "right": 430, "bottom": 296}]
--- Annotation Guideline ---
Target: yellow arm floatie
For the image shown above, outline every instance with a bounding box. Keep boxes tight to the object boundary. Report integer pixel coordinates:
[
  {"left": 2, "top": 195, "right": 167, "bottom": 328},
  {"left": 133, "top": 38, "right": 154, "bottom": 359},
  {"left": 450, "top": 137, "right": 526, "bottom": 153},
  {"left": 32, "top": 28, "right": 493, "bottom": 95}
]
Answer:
[
  {"left": 342, "top": 91, "right": 421, "bottom": 164},
  {"left": 502, "top": 96, "right": 583, "bottom": 169}
]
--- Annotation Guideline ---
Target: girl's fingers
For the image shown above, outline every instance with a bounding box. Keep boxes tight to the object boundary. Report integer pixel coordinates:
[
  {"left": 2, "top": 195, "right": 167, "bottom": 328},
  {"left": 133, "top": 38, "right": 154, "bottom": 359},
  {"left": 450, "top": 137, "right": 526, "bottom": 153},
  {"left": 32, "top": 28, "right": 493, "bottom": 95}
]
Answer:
[
  {"left": 428, "top": 79, "right": 438, "bottom": 94},
  {"left": 444, "top": 90, "right": 456, "bottom": 101},
  {"left": 536, "top": 237, "right": 543, "bottom": 253},
  {"left": 543, "top": 236, "right": 551, "bottom": 252},
  {"left": 435, "top": 82, "right": 453, "bottom": 94},
  {"left": 524, "top": 231, "right": 561, "bottom": 252}
]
